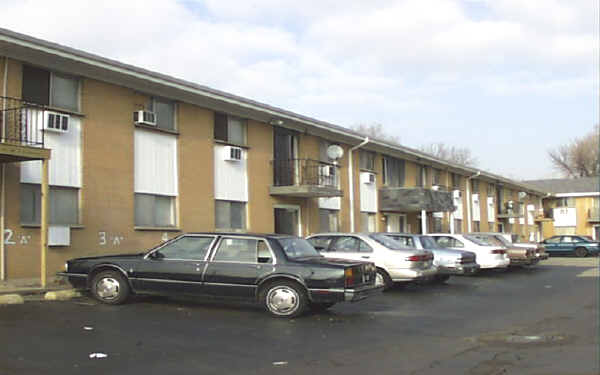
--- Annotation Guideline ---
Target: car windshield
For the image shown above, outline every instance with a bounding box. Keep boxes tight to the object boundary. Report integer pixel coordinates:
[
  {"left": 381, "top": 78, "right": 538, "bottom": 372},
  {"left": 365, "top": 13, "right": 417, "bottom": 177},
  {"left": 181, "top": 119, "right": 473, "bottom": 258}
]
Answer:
[
  {"left": 276, "top": 237, "right": 321, "bottom": 259},
  {"left": 419, "top": 236, "right": 441, "bottom": 249},
  {"left": 579, "top": 236, "right": 594, "bottom": 242},
  {"left": 370, "top": 234, "right": 408, "bottom": 250},
  {"left": 492, "top": 235, "right": 512, "bottom": 247},
  {"left": 464, "top": 234, "right": 496, "bottom": 246}
]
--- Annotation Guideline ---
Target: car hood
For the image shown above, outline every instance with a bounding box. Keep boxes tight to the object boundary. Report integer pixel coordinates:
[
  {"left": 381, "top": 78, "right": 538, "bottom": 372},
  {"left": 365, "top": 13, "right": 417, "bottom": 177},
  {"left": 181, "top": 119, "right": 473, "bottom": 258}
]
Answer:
[{"left": 69, "top": 253, "right": 146, "bottom": 263}]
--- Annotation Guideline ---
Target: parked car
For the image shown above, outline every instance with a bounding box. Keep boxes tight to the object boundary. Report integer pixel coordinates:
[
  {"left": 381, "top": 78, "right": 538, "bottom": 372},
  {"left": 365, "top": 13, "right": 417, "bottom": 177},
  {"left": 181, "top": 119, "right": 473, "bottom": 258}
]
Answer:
[
  {"left": 474, "top": 232, "right": 548, "bottom": 261},
  {"left": 428, "top": 234, "right": 510, "bottom": 269},
  {"left": 470, "top": 233, "right": 539, "bottom": 266},
  {"left": 306, "top": 233, "right": 437, "bottom": 290},
  {"left": 58, "top": 233, "right": 382, "bottom": 318},
  {"left": 381, "top": 233, "right": 479, "bottom": 282},
  {"left": 541, "top": 235, "right": 600, "bottom": 257}
]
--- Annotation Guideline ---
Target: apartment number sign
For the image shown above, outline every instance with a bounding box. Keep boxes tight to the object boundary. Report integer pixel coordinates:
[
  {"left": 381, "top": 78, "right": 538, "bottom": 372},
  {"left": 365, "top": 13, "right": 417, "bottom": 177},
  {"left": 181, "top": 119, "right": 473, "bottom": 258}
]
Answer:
[
  {"left": 98, "top": 231, "right": 125, "bottom": 246},
  {"left": 3, "top": 229, "right": 32, "bottom": 245}
]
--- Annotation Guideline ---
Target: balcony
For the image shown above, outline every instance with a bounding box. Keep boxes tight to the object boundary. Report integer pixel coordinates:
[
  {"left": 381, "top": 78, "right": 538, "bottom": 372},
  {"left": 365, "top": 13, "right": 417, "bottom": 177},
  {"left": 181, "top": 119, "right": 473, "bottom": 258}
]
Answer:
[
  {"left": 379, "top": 187, "right": 454, "bottom": 212},
  {"left": 0, "top": 96, "right": 50, "bottom": 162},
  {"left": 269, "top": 159, "right": 343, "bottom": 198},
  {"left": 497, "top": 201, "right": 523, "bottom": 219},
  {"left": 588, "top": 207, "right": 600, "bottom": 222},
  {"left": 534, "top": 208, "right": 554, "bottom": 222}
]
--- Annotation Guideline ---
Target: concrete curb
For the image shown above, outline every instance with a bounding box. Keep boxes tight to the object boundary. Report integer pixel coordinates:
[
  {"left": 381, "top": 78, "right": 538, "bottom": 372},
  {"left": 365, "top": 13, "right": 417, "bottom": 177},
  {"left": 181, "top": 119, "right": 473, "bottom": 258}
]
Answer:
[
  {"left": 44, "top": 289, "right": 82, "bottom": 301},
  {"left": 0, "top": 294, "right": 25, "bottom": 305}
]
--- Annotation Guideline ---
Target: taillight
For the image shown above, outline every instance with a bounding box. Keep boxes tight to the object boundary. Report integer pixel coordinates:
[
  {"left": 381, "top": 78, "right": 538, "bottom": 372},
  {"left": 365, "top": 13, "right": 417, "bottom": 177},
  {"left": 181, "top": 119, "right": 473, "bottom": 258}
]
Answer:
[
  {"left": 491, "top": 249, "right": 506, "bottom": 254},
  {"left": 406, "top": 253, "right": 432, "bottom": 261},
  {"left": 345, "top": 268, "right": 354, "bottom": 287}
]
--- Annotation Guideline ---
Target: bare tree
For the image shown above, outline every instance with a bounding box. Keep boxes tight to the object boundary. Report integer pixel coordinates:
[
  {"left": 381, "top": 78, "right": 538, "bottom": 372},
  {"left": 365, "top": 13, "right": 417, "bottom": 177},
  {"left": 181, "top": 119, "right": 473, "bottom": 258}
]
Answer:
[
  {"left": 548, "top": 125, "right": 599, "bottom": 178},
  {"left": 351, "top": 123, "right": 400, "bottom": 144},
  {"left": 419, "top": 142, "right": 478, "bottom": 167}
]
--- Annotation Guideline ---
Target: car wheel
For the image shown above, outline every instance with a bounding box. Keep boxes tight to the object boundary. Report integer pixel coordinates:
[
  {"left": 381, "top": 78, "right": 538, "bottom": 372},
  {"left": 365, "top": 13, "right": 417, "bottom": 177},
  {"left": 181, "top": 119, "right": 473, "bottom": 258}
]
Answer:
[
  {"left": 376, "top": 269, "right": 393, "bottom": 291},
  {"left": 261, "top": 281, "right": 307, "bottom": 318},
  {"left": 434, "top": 274, "right": 450, "bottom": 284},
  {"left": 309, "top": 302, "right": 335, "bottom": 312},
  {"left": 574, "top": 247, "right": 588, "bottom": 258},
  {"left": 90, "top": 270, "right": 130, "bottom": 305}
]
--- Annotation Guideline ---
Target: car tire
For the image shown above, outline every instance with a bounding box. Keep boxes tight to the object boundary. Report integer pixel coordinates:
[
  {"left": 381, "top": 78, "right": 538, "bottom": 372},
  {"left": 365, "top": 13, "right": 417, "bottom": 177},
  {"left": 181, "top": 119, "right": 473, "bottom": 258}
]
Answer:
[
  {"left": 376, "top": 268, "right": 393, "bottom": 291},
  {"left": 574, "top": 247, "right": 588, "bottom": 258},
  {"left": 260, "top": 280, "right": 307, "bottom": 318},
  {"left": 434, "top": 274, "right": 450, "bottom": 284},
  {"left": 90, "top": 270, "right": 130, "bottom": 305},
  {"left": 309, "top": 302, "right": 335, "bottom": 312}
]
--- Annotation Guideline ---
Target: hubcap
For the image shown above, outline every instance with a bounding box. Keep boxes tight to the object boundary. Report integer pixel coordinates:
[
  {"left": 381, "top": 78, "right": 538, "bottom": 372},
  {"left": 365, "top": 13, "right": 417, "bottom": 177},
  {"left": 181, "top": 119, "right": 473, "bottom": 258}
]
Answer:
[
  {"left": 266, "top": 286, "right": 299, "bottom": 315},
  {"left": 96, "top": 277, "right": 120, "bottom": 300},
  {"left": 375, "top": 272, "right": 385, "bottom": 286}
]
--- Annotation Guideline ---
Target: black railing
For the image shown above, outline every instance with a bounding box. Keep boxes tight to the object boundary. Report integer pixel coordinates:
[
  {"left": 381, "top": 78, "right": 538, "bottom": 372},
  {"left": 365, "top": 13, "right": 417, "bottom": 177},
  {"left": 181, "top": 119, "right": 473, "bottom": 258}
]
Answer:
[
  {"left": 0, "top": 96, "right": 45, "bottom": 147},
  {"left": 272, "top": 159, "right": 340, "bottom": 188},
  {"left": 498, "top": 201, "right": 523, "bottom": 217}
]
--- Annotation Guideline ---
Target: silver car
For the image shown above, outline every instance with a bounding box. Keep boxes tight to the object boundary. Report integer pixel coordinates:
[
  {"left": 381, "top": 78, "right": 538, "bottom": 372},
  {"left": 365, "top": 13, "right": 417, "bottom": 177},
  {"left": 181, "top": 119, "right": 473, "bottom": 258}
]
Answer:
[
  {"left": 382, "top": 233, "right": 480, "bottom": 282},
  {"left": 306, "top": 233, "right": 438, "bottom": 290}
]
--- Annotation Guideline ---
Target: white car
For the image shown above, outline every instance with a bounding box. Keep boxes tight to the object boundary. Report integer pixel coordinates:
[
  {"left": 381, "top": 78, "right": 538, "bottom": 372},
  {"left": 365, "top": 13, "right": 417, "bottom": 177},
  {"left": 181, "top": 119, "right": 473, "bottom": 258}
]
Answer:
[
  {"left": 306, "top": 233, "right": 438, "bottom": 290},
  {"left": 428, "top": 234, "right": 510, "bottom": 269}
]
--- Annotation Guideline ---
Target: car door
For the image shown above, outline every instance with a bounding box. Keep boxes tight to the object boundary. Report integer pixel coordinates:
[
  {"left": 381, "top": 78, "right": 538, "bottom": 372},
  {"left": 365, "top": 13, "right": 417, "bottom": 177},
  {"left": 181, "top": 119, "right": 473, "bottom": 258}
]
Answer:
[
  {"left": 203, "top": 236, "right": 275, "bottom": 299},
  {"left": 131, "top": 235, "right": 216, "bottom": 295},
  {"left": 542, "top": 236, "right": 561, "bottom": 254}
]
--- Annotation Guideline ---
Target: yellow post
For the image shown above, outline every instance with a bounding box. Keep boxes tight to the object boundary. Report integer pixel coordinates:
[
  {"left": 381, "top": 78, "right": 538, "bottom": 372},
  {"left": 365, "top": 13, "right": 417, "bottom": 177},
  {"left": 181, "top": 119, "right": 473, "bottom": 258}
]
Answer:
[{"left": 40, "top": 158, "right": 49, "bottom": 288}]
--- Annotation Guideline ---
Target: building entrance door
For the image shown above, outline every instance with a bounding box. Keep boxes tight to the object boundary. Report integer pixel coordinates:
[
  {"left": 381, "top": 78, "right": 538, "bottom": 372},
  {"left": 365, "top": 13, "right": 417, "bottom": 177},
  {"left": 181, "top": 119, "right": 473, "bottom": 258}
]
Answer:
[{"left": 274, "top": 207, "right": 300, "bottom": 236}]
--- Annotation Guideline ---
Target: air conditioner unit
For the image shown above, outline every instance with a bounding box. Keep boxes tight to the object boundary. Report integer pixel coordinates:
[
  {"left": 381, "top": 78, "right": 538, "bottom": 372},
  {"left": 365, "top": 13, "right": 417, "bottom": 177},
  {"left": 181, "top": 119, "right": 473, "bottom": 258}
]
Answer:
[
  {"left": 44, "top": 111, "right": 69, "bottom": 133},
  {"left": 320, "top": 165, "right": 335, "bottom": 177},
  {"left": 49, "top": 225, "right": 70, "bottom": 246},
  {"left": 133, "top": 110, "right": 157, "bottom": 126},
  {"left": 453, "top": 190, "right": 462, "bottom": 198},
  {"left": 431, "top": 185, "right": 440, "bottom": 191},
  {"left": 224, "top": 146, "right": 242, "bottom": 161},
  {"left": 507, "top": 201, "right": 514, "bottom": 209},
  {"left": 361, "top": 173, "right": 375, "bottom": 184},
  {"left": 518, "top": 191, "right": 527, "bottom": 200}
]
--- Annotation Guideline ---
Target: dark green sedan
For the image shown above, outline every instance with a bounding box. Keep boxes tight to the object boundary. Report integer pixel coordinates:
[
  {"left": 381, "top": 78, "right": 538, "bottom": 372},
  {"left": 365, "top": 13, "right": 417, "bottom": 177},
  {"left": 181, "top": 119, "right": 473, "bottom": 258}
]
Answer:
[{"left": 541, "top": 235, "right": 600, "bottom": 257}]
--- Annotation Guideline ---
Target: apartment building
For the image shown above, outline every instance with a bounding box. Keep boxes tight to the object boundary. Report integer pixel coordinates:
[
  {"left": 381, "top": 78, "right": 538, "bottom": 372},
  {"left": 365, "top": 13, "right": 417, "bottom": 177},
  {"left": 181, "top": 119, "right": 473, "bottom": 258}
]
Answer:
[
  {"left": 525, "top": 177, "right": 600, "bottom": 240},
  {"left": 0, "top": 28, "right": 546, "bottom": 282}
]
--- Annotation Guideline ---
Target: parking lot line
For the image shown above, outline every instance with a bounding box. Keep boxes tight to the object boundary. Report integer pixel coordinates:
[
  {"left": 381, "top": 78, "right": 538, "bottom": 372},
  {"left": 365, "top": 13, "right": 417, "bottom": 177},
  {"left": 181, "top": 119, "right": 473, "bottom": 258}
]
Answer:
[{"left": 576, "top": 268, "right": 599, "bottom": 278}]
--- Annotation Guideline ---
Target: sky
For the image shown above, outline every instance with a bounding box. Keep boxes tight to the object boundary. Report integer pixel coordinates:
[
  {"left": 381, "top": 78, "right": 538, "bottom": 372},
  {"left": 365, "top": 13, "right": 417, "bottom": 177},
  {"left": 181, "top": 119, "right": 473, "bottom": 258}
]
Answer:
[{"left": 2, "top": 0, "right": 598, "bottom": 180}]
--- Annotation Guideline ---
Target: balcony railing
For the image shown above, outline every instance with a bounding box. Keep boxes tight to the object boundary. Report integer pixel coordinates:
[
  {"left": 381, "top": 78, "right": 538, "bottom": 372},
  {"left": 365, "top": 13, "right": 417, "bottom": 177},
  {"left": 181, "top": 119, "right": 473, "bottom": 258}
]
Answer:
[
  {"left": 270, "top": 159, "right": 342, "bottom": 197},
  {"left": 497, "top": 201, "right": 523, "bottom": 218},
  {"left": 0, "top": 96, "right": 45, "bottom": 148},
  {"left": 588, "top": 207, "right": 600, "bottom": 222}
]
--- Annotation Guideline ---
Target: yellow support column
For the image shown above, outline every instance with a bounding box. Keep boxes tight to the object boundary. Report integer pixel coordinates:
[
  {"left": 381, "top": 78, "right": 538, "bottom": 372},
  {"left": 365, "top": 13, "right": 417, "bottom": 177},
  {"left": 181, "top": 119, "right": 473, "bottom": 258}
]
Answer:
[{"left": 40, "top": 158, "right": 49, "bottom": 288}]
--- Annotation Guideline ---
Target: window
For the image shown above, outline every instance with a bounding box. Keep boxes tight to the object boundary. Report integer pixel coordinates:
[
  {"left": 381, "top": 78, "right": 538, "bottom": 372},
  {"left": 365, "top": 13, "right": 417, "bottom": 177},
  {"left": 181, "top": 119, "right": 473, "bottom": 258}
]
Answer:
[
  {"left": 22, "top": 65, "right": 79, "bottom": 112},
  {"left": 556, "top": 197, "right": 575, "bottom": 208},
  {"left": 544, "top": 236, "right": 561, "bottom": 244},
  {"left": 359, "top": 151, "right": 376, "bottom": 171},
  {"left": 148, "top": 97, "right": 175, "bottom": 131},
  {"left": 451, "top": 173, "right": 461, "bottom": 189},
  {"left": 473, "top": 221, "right": 480, "bottom": 232},
  {"left": 432, "top": 168, "right": 441, "bottom": 186},
  {"left": 416, "top": 165, "right": 427, "bottom": 187},
  {"left": 471, "top": 179, "right": 480, "bottom": 193},
  {"left": 307, "top": 236, "right": 334, "bottom": 251},
  {"left": 215, "top": 200, "right": 246, "bottom": 230},
  {"left": 488, "top": 222, "right": 495, "bottom": 232},
  {"left": 214, "top": 113, "right": 247, "bottom": 145},
  {"left": 20, "top": 184, "right": 79, "bottom": 225},
  {"left": 319, "top": 209, "right": 339, "bottom": 232},
  {"left": 453, "top": 219, "right": 462, "bottom": 234},
  {"left": 360, "top": 212, "right": 376, "bottom": 232},
  {"left": 435, "top": 236, "right": 464, "bottom": 248},
  {"left": 382, "top": 156, "right": 405, "bottom": 187},
  {"left": 155, "top": 236, "right": 214, "bottom": 260},
  {"left": 213, "top": 238, "right": 259, "bottom": 263},
  {"left": 487, "top": 184, "right": 495, "bottom": 196},
  {"left": 390, "top": 236, "right": 415, "bottom": 248},
  {"left": 433, "top": 217, "right": 443, "bottom": 232},
  {"left": 135, "top": 193, "right": 176, "bottom": 227},
  {"left": 330, "top": 236, "right": 372, "bottom": 253}
]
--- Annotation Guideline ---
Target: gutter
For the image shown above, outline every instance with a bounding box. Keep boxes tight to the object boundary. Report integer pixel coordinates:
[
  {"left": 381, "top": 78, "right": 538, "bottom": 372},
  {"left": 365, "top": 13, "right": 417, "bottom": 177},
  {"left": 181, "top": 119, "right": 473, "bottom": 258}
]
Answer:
[
  {"left": 1, "top": 57, "right": 7, "bottom": 280},
  {"left": 349, "top": 137, "right": 370, "bottom": 232}
]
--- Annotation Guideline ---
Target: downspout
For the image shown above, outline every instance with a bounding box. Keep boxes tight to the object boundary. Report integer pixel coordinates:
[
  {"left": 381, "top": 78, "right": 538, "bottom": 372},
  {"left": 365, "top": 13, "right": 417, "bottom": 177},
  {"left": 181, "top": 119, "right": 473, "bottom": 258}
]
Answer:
[
  {"left": 466, "top": 171, "right": 481, "bottom": 233},
  {"left": 1, "top": 57, "right": 8, "bottom": 280},
  {"left": 349, "top": 137, "right": 369, "bottom": 232}
]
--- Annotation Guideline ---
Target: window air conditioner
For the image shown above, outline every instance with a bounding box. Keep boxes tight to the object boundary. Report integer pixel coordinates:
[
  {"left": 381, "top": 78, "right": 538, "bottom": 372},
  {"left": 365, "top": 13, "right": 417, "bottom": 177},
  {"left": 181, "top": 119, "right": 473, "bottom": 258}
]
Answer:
[
  {"left": 224, "top": 146, "right": 242, "bottom": 161},
  {"left": 453, "top": 190, "right": 462, "bottom": 198},
  {"left": 44, "top": 111, "right": 69, "bottom": 133},
  {"left": 133, "top": 110, "right": 157, "bottom": 126},
  {"left": 431, "top": 185, "right": 439, "bottom": 191},
  {"left": 361, "top": 173, "right": 375, "bottom": 184},
  {"left": 320, "top": 165, "right": 333, "bottom": 177}
]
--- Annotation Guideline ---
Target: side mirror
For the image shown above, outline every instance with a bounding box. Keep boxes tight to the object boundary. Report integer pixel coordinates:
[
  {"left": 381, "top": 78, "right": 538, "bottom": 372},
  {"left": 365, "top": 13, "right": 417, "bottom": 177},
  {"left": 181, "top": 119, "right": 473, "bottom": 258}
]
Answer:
[
  {"left": 258, "top": 256, "right": 272, "bottom": 264},
  {"left": 314, "top": 245, "right": 325, "bottom": 251},
  {"left": 150, "top": 251, "right": 165, "bottom": 260}
]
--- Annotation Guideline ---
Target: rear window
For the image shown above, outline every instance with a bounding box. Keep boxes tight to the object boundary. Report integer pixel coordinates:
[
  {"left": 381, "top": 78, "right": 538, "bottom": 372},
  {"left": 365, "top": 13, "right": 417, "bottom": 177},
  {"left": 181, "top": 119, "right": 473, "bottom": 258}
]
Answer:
[
  {"left": 276, "top": 237, "right": 321, "bottom": 259},
  {"left": 419, "top": 236, "right": 441, "bottom": 250},
  {"left": 370, "top": 234, "right": 408, "bottom": 250},
  {"left": 464, "top": 235, "right": 493, "bottom": 246}
]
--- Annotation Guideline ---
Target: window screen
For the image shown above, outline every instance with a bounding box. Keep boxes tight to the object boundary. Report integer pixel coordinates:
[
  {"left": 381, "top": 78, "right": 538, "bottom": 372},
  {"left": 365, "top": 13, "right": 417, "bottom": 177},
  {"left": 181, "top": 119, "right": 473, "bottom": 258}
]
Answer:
[
  {"left": 359, "top": 151, "right": 375, "bottom": 171},
  {"left": 51, "top": 74, "right": 79, "bottom": 112},
  {"left": 360, "top": 212, "right": 376, "bottom": 232},
  {"left": 151, "top": 97, "right": 175, "bottom": 131},
  {"left": 21, "top": 184, "right": 79, "bottom": 225},
  {"left": 22, "top": 65, "right": 50, "bottom": 105},
  {"left": 20, "top": 183, "right": 41, "bottom": 224},
  {"left": 383, "top": 157, "right": 404, "bottom": 187},
  {"left": 319, "top": 209, "right": 339, "bottom": 232},
  {"left": 135, "top": 193, "right": 176, "bottom": 227},
  {"left": 213, "top": 113, "right": 246, "bottom": 145},
  {"left": 215, "top": 200, "right": 246, "bottom": 230}
]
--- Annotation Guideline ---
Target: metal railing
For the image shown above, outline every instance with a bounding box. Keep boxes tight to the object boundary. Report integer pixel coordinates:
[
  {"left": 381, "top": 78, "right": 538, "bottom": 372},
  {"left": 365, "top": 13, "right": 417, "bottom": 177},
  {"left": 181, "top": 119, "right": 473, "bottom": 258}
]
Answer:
[
  {"left": 498, "top": 201, "right": 523, "bottom": 217},
  {"left": 588, "top": 207, "right": 600, "bottom": 221},
  {"left": 0, "top": 96, "right": 45, "bottom": 147},
  {"left": 272, "top": 159, "right": 340, "bottom": 188}
]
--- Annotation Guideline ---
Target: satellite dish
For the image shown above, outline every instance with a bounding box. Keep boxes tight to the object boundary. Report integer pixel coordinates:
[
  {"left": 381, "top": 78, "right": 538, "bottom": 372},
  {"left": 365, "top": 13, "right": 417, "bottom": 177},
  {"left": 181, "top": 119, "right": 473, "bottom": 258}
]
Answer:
[
  {"left": 518, "top": 191, "right": 527, "bottom": 199},
  {"left": 326, "top": 144, "right": 344, "bottom": 160}
]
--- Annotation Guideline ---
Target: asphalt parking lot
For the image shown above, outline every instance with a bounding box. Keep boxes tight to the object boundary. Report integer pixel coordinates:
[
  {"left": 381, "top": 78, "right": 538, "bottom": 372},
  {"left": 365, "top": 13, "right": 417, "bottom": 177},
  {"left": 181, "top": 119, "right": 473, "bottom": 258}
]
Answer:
[{"left": 0, "top": 257, "right": 598, "bottom": 375}]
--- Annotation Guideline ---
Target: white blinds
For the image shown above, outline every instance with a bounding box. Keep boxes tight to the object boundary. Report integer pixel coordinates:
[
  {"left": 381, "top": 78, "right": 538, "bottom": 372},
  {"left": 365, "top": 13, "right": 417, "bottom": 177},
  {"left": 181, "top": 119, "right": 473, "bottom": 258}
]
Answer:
[
  {"left": 135, "top": 129, "right": 178, "bottom": 196},
  {"left": 21, "top": 116, "right": 81, "bottom": 187}
]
